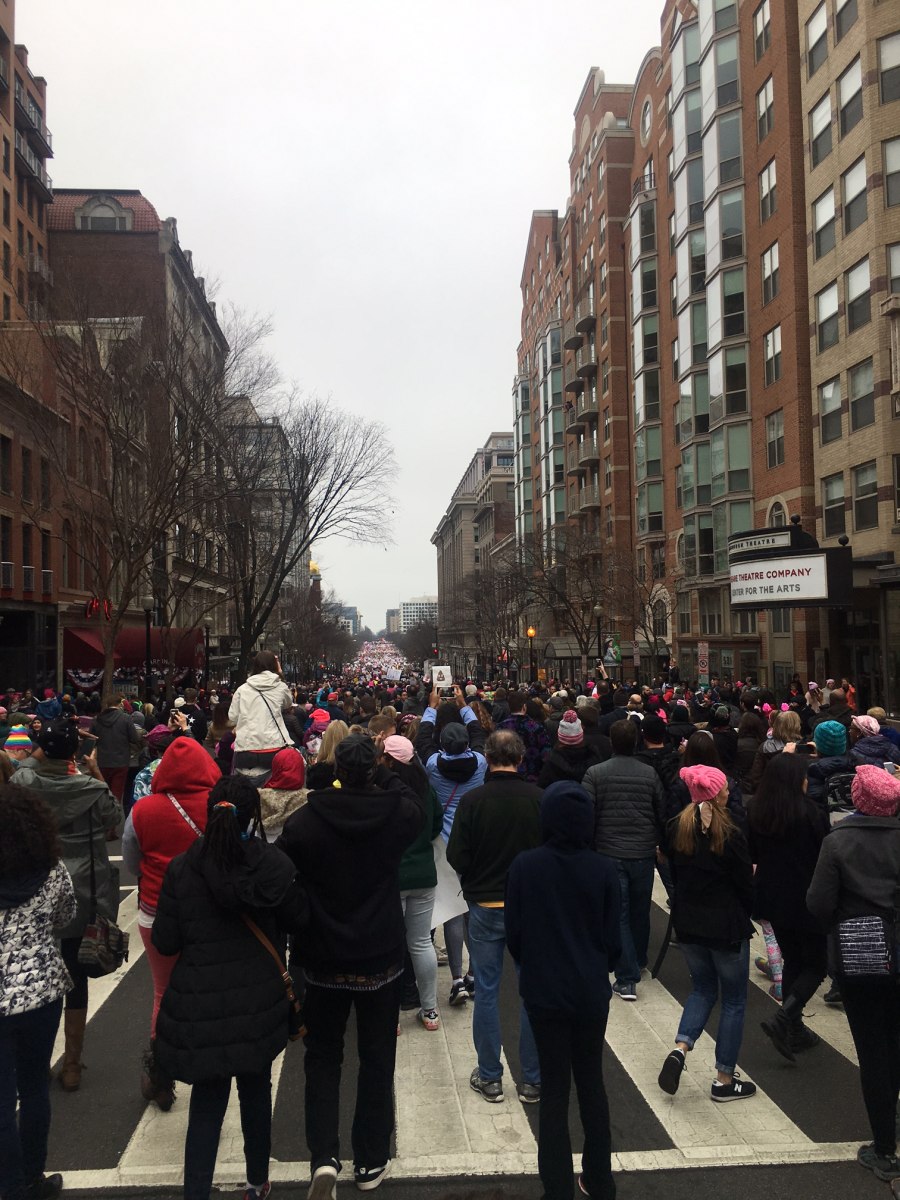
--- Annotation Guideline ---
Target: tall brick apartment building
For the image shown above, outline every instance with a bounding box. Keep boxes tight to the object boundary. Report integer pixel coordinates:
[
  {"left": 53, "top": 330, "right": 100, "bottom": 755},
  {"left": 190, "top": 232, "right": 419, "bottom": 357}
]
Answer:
[{"left": 513, "top": 0, "right": 900, "bottom": 705}]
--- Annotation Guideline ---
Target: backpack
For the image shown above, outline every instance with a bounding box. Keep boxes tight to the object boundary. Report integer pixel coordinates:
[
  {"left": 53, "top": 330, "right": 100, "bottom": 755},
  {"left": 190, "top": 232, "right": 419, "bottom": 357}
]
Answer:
[{"left": 825, "top": 770, "right": 856, "bottom": 813}]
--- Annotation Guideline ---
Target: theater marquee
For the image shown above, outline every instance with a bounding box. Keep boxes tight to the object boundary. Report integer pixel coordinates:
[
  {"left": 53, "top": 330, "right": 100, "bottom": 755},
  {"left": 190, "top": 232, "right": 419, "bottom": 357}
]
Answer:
[{"left": 727, "top": 525, "right": 852, "bottom": 611}]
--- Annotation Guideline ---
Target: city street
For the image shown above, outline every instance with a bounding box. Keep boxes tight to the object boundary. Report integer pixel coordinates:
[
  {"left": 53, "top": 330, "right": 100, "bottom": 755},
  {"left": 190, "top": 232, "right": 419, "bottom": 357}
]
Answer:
[{"left": 52, "top": 858, "right": 884, "bottom": 1200}]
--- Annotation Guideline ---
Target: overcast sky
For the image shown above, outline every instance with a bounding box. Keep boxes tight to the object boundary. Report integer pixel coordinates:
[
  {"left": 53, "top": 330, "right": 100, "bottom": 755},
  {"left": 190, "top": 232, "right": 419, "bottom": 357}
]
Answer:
[{"left": 20, "top": 0, "right": 663, "bottom": 634}]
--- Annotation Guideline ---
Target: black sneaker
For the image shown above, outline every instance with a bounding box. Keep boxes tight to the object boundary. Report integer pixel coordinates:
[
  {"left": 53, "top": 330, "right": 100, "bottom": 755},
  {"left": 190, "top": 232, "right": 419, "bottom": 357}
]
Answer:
[
  {"left": 25, "top": 1177, "right": 63, "bottom": 1200},
  {"left": 463, "top": 972, "right": 475, "bottom": 998},
  {"left": 469, "top": 1067, "right": 504, "bottom": 1103},
  {"left": 517, "top": 1081, "right": 541, "bottom": 1104},
  {"left": 858, "top": 1144, "right": 900, "bottom": 1181},
  {"left": 658, "top": 1049, "right": 686, "bottom": 1095},
  {"left": 823, "top": 985, "right": 843, "bottom": 1006},
  {"left": 612, "top": 981, "right": 637, "bottom": 1001},
  {"left": 711, "top": 1073, "right": 757, "bottom": 1102},
  {"left": 449, "top": 980, "right": 469, "bottom": 1006},
  {"left": 760, "top": 1011, "right": 796, "bottom": 1063},
  {"left": 307, "top": 1160, "right": 339, "bottom": 1200},
  {"left": 354, "top": 1161, "right": 391, "bottom": 1191}
]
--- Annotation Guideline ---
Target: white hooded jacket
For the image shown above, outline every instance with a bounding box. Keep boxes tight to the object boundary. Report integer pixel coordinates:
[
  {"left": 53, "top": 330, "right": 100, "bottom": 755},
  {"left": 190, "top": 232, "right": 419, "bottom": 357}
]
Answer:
[{"left": 228, "top": 671, "right": 293, "bottom": 753}]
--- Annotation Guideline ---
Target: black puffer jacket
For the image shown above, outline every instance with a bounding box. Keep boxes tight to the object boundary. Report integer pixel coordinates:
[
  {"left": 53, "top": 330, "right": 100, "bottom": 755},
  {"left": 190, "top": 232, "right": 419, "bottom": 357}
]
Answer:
[
  {"left": 151, "top": 837, "right": 307, "bottom": 1083},
  {"left": 583, "top": 756, "right": 665, "bottom": 858},
  {"left": 538, "top": 743, "right": 605, "bottom": 787}
]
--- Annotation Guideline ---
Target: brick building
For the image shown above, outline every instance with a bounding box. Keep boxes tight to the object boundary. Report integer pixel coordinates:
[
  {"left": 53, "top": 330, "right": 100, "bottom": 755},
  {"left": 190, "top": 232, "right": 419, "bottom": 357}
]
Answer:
[{"left": 512, "top": 0, "right": 898, "bottom": 697}]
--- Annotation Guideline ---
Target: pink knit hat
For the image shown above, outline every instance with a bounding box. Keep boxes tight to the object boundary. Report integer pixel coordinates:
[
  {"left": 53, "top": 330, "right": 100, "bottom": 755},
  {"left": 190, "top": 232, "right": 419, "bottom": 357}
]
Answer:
[
  {"left": 679, "top": 764, "right": 727, "bottom": 804},
  {"left": 557, "top": 710, "right": 584, "bottom": 746},
  {"left": 851, "top": 764, "right": 900, "bottom": 817},
  {"left": 851, "top": 715, "right": 880, "bottom": 738},
  {"left": 383, "top": 734, "right": 414, "bottom": 763}
]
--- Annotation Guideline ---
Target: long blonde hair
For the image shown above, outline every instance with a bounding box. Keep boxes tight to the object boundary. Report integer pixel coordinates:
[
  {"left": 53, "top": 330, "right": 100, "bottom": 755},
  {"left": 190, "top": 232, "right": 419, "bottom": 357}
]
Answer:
[
  {"left": 672, "top": 799, "right": 736, "bottom": 857},
  {"left": 317, "top": 720, "right": 349, "bottom": 764}
]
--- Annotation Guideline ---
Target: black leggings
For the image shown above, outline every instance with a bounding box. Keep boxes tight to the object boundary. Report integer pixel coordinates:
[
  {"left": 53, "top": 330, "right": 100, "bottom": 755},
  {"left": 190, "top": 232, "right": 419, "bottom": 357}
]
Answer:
[
  {"left": 60, "top": 938, "right": 89, "bottom": 1010},
  {"left": 841, "top": 976, "right": 900, "bottom": 1158},
  {"left": 769, "top": 923, "right": 827, "bottom": 1011}
]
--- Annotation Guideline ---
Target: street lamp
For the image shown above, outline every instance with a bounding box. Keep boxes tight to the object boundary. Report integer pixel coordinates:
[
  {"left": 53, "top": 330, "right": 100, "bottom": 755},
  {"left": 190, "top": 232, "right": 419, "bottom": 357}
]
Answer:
[
  {"left": 526, "top": 626, "right": 536, "bottom": 683},
  {"left": 141, "top": 594, "right": 154, "bottom": 702},
  {"left": 204, "top": 622, "right": 211, "bottom": 692},
  {"left": 593, "top": 603, "right": 603, "bottom": 678}
]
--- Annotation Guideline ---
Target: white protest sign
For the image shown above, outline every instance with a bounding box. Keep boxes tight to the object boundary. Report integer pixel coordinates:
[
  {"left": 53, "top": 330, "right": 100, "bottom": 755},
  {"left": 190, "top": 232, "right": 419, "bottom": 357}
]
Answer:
[
  {"left": 432, "top": 665, "right": 453, "bottom": 688},
  {"left": 431, "top": 836, "right": 468, "bottom": 926},
  {"left": 386, "top": 668, "right": 402, "bottom": 682}
]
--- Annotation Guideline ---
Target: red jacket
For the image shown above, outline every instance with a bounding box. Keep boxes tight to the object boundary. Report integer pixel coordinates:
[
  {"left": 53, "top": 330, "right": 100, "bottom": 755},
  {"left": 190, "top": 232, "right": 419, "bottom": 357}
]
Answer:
[{"left": 130, "top": 737, "right": 222, "bottom": 915}]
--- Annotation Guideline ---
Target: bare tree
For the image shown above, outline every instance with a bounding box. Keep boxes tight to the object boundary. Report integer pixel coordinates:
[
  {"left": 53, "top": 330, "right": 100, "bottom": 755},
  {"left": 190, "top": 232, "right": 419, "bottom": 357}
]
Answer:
[{"left": 219, "top": 397, "right": 395, "bottom": 677}]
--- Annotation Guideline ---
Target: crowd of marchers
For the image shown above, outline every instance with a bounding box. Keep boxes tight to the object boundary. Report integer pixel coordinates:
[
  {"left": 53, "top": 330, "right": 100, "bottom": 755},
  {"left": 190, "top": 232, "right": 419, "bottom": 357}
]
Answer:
[{"left": 2, "top": 652, "right": 900, "bottom": 1200}]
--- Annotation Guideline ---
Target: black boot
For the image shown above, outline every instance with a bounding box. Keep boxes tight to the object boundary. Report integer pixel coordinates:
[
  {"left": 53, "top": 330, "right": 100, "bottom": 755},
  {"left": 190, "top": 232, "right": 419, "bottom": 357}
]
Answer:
[
  {"left": 789, "top": 1021, "right": 821, "bottom": 1052},
  {"left": 25, "top": 1175, "right": 64, "bottom": 1200},
  {"left": 140, "top": 1039, "right": 176, "bottom": 1111},
  {"left": 760, "top": 993, "right": 804, "bottom": 1063}
]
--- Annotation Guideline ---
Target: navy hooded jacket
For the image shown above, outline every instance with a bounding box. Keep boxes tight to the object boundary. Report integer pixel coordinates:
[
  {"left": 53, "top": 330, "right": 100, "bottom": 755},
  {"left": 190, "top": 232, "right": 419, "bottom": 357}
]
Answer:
[{"left": 505, "top": 781, "right": 621, "bottom": 1017}]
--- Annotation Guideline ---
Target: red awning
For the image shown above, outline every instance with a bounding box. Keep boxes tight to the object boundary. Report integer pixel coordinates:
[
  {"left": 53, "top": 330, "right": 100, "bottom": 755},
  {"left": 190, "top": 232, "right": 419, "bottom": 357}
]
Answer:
[{"left": 64, "top": 626, "right": 204, "bottom": 670}]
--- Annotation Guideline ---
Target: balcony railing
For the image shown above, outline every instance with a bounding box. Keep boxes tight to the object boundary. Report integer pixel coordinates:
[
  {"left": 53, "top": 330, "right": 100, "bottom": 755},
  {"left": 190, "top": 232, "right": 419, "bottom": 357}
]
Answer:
[
  {"left": 0, "top": 562, "right": 12, "bottom": 589},
  {"left": 14, "top": 79, "right": 52, "bottom": 154},
  {"left": 27, "top": 253, "right": 53, "bottom": 285},
  {"left": 564, "top": 400, "right": 585, "bottom": 433},
  {"left": 22, "top": 565, "right": 34, "bottom": 592},
  {"left": 566, "top": 446, "right": 582, "bottom": 476},
  {"left": 563, "top": 369, "right": 584, "bottom": 395},
  {"left": 41, "top": 569, "right": 53, "bottom": 594},
  {"left": 575, "top": 297, "right": 596, "bottom": 334},
  {"left": 576, "top": 345, "right": 599, "bottom": 378},
  {"left": 578, "top": 438, "right": 599, "bottom": 466},
  {"left": 563, "top": 318, "right": 583, "bottom": 351},
  {"left": 633, "top": 168, "right": 656, "bottom": 198},
  {"left": 0, "top": 57, "right": 8, "bottom": 91},
  {"left": 578, "top": 391, "right": 599, "bottom": 419},
  {"left": 14, "top": 132, "right": 52, "bottom": 199},
  {"left": 580, "top": 483, "right": 601, "bottom": 511}
]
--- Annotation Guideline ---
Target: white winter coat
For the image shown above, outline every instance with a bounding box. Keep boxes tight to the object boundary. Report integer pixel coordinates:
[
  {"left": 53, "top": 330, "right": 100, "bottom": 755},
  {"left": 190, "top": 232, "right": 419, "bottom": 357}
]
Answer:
[{"left": 228, "top": 671, "right": 293, "bottom": 753}]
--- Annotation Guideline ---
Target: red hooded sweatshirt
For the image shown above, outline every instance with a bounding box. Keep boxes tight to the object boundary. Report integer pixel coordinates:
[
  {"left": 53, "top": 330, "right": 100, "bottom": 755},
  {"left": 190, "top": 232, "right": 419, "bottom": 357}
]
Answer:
[{"left": 131, "top": 736, "right": 222, "bottom": 915}]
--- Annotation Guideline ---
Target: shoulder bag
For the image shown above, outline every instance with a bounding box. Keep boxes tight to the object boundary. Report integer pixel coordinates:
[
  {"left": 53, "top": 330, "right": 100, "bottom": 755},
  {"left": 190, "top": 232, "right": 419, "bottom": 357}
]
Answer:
[
  {"left": 77, "top": 805, "right": 130, "bottom": 977},
  {"left": 241, "top": 913, "right": 305, "bottom": 1041},
  {"left": 829, "top": 887, "right": 900, "bottom": 978}
]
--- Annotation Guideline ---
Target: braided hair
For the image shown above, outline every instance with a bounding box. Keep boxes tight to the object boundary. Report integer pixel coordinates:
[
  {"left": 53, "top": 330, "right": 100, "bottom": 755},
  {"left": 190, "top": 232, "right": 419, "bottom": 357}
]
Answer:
[{"left": 201, "top": 774, "right": 263, "bottom": 871}]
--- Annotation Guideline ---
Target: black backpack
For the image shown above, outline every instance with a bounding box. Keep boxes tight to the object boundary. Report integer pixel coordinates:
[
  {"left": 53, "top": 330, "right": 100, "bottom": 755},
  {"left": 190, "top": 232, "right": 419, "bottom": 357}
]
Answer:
[{"left": 825, "top": 770, "right": 856, "bottom": 813}]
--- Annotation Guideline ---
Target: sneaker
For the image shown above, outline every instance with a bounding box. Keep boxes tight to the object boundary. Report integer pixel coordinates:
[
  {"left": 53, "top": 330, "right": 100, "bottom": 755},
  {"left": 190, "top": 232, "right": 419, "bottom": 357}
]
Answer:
[
  {"left": 469, "top": 1067, "right": 504, "bottom": 1103},
  {"left": 449, "top": 980, "right": 469, "bottom": 1006},
  {"left": 308, "top": 1160, "right": 339, "bottom": 1200},
  {"left": 517, "top": 1081, "right": 541, "bottom": 1104},
  {"left": 657, "top": 1049, "right": 686, "bottom": 1096},
  {"left": 755, "top": 955, "right": 773, "bottom": 978},
  {"left": 767, "top": 982, "right": 783, "bottom": 1002},
  {"left": 760, "top": 1011, "right": 796, "bottom": 1063},
  {"left": 823, "top": 985, "right": 843, "bottom": 1006},
  {"left": 436, "top": 946, "right": 450, "bottom": 966},
  {"left": 243, "top": 1186, "right": 272, "bottom": 1200},
  {"left": 612, "top": 981, "right": 637, "bottom": 1001},
  {"left": 354, "top": 1161, "right": 392, "bottom": 1191},
  {"left": 858, "top": 1144, "right": 900, "bottom": 1182},
  {"left": 711, "top": 1073, "right": 757, "bottom": 1103},
  {"left": 577, "top": 1176, "right": 591, "bottom": 1196},
  {"left": 417, "top": 1008, "right": 440, "bottom": 1031},
  {"left": 463, "top": 972, "right": 475, "bottom": 998},
  {"left": 25, "top": 1176, "right": 64, "bottom": 1200}
]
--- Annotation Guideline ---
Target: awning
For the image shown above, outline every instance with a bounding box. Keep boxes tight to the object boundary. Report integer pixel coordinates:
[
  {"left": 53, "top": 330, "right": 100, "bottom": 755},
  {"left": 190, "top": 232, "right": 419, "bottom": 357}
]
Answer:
[{"left": 63, "top": 625, "right": 204, "bottom": 670}]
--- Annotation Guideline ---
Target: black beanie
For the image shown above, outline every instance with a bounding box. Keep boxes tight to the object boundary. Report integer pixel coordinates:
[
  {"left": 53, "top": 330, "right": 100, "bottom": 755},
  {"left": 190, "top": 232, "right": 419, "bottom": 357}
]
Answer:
[
  {"left": 334, "top": 733, "right": 377, "bottom": 772},
  {"left": 440, "top": 722, "right": 469, "bottom": 756},
  {"left": 38, "top": 718, "right": 79, "bottom": 760}
]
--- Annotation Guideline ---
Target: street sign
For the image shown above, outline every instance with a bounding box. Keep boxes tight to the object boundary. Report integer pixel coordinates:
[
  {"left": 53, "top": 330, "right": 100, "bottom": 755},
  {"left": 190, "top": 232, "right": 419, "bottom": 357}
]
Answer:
[{"left": 697, "top": 640, "right": 709, "bottom": 686}]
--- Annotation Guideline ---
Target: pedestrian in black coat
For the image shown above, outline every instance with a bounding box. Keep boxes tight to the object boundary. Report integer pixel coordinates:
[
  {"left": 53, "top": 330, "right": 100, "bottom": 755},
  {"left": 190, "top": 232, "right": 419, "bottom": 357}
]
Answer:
[
  {"left": 537, "top": 710, "right": 605, "bottom": 787},
  {"left": 506, "top": 781, "right": 620, "bottom": 1200},
  {"left": 152, "top": 774, "right": 308, "bottom": 1200}
]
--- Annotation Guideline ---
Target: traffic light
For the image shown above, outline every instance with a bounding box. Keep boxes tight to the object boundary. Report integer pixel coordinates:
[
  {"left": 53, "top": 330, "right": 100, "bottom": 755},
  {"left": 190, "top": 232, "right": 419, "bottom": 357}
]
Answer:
[{"left": 431, "top": 643, "right": 439, "bottom": 657}]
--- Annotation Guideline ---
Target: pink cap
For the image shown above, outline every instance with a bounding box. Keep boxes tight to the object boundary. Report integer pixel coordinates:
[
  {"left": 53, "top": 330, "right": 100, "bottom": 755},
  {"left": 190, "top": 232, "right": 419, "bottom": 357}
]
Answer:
[
  {"left": 679, "top": 764, "right": 727, "bottom": 804},
  {"left": 383, "top": 734, "right": 414, "bottom": 763}
]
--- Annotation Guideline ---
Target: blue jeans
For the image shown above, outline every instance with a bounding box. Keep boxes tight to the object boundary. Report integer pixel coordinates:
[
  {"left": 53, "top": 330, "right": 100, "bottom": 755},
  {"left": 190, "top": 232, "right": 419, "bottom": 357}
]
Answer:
[
  {"left": 467, "top": 903, "right": 539, "bottom": 1085},
  {"left": 614, "top": 857, "right": 655, "bottom": 986},
  {"left": 676, "top": 941, "right": 750, "bottom": 1075},
  {"left": 0, "top": 998, "right": 64, "bottom": 1199}
]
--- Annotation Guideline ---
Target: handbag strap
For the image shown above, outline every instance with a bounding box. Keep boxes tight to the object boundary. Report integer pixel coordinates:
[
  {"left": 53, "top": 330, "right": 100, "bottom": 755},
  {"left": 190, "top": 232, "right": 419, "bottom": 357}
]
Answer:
[
  {"left": 442, "top": 784, "right": 460, "bottom": 814},
  {"left": 85, "top": 803, "right": 98, "bottom": 918},
  {"left": 255, "top": 687, "right": 291, "bottom": 748},
  {"left": 167, "top": 793, "right": 202, "bottom": 837},
  {"left": 241, "top": 913, "right": 297, "bottom": 1003}
]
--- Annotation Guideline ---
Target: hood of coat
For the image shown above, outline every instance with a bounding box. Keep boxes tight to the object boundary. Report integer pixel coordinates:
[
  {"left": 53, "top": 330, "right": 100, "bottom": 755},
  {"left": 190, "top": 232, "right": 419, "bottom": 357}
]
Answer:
[
  {"left": 152, "top": 735, "right": 222, "bottom": 796},
  {"left": 435, "top": 750, "right": 480, "bottom": 783},
  {"left": 14, "top": 760, "right": 113, "bottom": 822},
  {"left": 851, "top": 735, "right": 899, "bottom": 765},
  {"left": 540, "top": 781, "right": 594, "bottom": 850},
  {"left": 192, "top": 836, "right": 297, "bottom": 912},
  {"left": 305, "top": 781, "right": 409, "bottom": 841},
  {"left": 0, "top": 867, "right": 50, "bottom": 909},
  {"left": 546, "top": 744, "right": 595, "bottom": 778},
  {"left": 246, "top": 671, "right": 286, "bottom": 695},
  {"left": 95, "top": 708, "right": 133, "bottom": 731}
]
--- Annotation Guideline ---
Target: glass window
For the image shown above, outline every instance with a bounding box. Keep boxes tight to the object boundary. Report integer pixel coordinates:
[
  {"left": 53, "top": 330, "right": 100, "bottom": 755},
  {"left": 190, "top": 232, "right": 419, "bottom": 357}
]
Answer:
[
  {"left": 716, "top": 36, "right": 739, "bottom": 106},
  {"left": 721, "top": 188, "right": 744, "bottom": 258},
  {"left": 688, "top": 158, "right": 704, "bottom": 224},
  {"left": 846, "top": 258, "right": 870, "bottom": 332},
  {"left": 806, "top": 4, "right": 827, "bottom": 76},
  {"left": 714, "top": 0, "right": 737, "bottom": 33},
  {"left": 762, "top": 241, "right": 779, "bottom": 303},
  {"left": 766, "top": 409, "right": 784, "bottom": 467},
  {"left": 879, "top": 33, "right": 900, "bottom": 104},
  {"left": 757, "top": 76, "right": 774, "bottom": 141},
  {"left": 816, "top": 282, "right": 839, "bottom": 351},
  {"left": 699, "top": 588, "right": 721, "bottom": 633},
  {"left": 764, "top": 325, "right": 782, "bottom": 385},
  {"left": 888, "top": 138, "right": 900, "bottom": 207},
  {"left": 691, "top": 302, "right": 707, "bottom": 364},
  {"left": 853, "top": 461, "right": 878, "bottom": 530},
  {"left": 819, "top": 377, "right": 842, "bottom": 443},
  {"left": 839, "top": 58, "right": 863, "bottom": 136},
  {"left": 822, "top": 472, "right": 846, "bottom": 536},
  {"left": 813, "top": 187, "right": 836, "bottom": 257},
  {"left": 836, "top": 0, "right": 857, "bottom": 41},
  {"left": 810, "top": 92, "right": 832, "bottom": 167},
  {"left": 754, "top": 0, "right": 771, "bottom": 60},
  {"left": 686, "top": 89, "right": 702, "bottom": 156},
  {"left": 684, "top": 23, "right": 701, "bottom": 86},
  {"left": 890, "top": 243, "right": 900, "bottom": 294},
  {"left": 718, "top": 110, "right": 742, "bottom": 183},
  {"left": 722, "top": 267, "right": 745, "bottom": 337},
  {"left": 849, "top": 358, "right": 874, "bottom": 431},
  {"left": 842, "top": 158, "right": 867, "bottom": 234},
  {"left": 770, "top": 500, "right": 787, "bottom": 526},
  {"left": 759, "top": 159, "right": 777, "bottom": 222}
]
